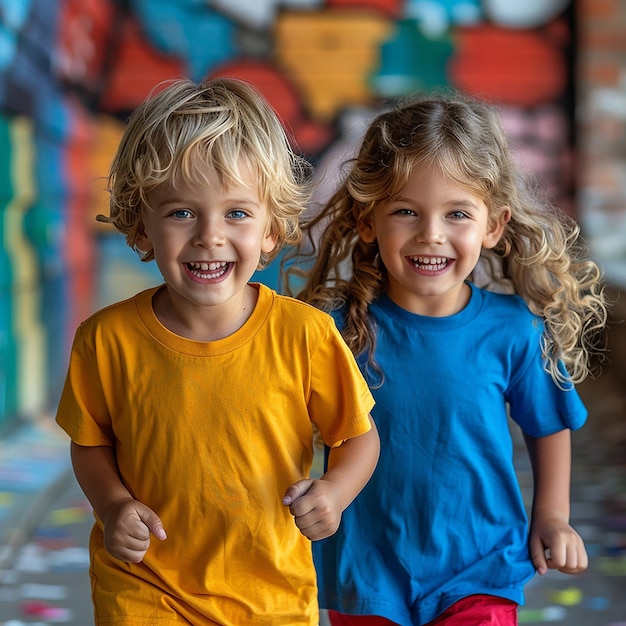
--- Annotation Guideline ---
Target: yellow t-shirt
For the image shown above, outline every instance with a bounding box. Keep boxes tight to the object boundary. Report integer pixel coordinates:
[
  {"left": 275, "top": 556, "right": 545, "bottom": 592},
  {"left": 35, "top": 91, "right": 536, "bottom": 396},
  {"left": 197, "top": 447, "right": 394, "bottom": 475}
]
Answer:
[{"left": 56, "top": 283, "right": 374, "bottom": 625}]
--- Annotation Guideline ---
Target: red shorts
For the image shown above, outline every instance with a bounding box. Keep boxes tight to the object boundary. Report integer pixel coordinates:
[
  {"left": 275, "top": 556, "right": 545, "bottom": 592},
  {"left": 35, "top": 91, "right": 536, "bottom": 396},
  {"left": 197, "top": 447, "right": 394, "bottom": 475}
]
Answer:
[{"left": 327, "top": 594, "right": 518, "bottom": 626}]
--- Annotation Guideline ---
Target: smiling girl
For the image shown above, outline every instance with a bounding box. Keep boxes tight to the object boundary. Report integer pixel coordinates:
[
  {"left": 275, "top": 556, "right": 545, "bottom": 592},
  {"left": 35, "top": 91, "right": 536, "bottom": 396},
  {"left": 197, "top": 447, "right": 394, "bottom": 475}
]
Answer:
[{"left": 289, "top": 93, "right": 607, "bottom": 625}]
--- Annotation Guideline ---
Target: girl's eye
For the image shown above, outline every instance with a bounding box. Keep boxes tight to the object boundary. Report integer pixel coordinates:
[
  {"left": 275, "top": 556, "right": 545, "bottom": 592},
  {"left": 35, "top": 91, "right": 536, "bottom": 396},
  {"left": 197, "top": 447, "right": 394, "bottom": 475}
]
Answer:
[
  {"left": 227, "top": 209, "right": 248, "bottom": 220},
  {"left": 394, "top": 208, "right": 415, "bottom": 216},
  {"left": 170, "top": 209, "right": 193, "bottom": 219}
]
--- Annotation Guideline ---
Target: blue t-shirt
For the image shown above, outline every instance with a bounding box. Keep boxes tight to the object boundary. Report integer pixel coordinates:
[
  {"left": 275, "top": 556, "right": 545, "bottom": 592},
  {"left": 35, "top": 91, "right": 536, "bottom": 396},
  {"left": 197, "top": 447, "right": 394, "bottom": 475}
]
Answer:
[{"left": 313, "top": 282, "right": 587, "bottom": 625}]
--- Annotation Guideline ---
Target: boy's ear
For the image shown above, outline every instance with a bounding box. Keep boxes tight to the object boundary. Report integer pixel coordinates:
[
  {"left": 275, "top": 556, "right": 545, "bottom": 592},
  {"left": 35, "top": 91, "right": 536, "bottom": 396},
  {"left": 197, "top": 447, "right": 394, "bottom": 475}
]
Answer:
[
  {"left": 134, "top": 228, "right": 152, "bottom": 253},
  {"left": 261, "top": 227, "right": 278, "bottom": 255},
  {"left": 483, "top": 206, "right": 511, "bottom": 249},
  {"left": 357, "top": 215, "right": 377, "bottom": 244}
]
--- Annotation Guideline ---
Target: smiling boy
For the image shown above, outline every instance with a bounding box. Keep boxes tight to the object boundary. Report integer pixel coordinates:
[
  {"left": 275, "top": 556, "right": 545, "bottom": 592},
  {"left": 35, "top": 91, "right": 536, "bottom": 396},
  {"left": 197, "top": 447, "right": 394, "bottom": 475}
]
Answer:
[{"left": 55, "top": 77, "right": 379, "bottom": 626}]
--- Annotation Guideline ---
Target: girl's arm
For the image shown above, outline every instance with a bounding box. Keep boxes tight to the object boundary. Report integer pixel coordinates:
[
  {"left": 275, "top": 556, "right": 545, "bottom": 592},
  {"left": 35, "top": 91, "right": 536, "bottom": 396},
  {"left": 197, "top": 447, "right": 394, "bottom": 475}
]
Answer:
[
  {"left": 283, "top": 416, "right": 380, "bottom": 541},
  {"left": 71, "top": 442, "right": 166, "bottom": 562},
  {"left": 524, "top": 429, "right": 588, "bottom": 575}
]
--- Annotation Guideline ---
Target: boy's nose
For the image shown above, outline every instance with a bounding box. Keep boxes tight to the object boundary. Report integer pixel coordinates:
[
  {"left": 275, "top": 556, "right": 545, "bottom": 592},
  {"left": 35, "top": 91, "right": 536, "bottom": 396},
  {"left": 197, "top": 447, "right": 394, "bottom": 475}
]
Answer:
[{"left": 193, "top": 219, "right": 225, "bottom": 247}]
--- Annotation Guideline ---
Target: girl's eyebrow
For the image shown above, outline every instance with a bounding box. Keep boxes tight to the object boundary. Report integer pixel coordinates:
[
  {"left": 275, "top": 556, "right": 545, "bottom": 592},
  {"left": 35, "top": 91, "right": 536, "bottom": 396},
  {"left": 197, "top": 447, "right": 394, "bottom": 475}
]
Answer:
[
  {"left": 389, "top": 196, "right": 479, "bottom": 210},
  {"left": 445, "top": 200, "right": 479, "bottom": 210},
  {"left": 387, "top": 195, "right": 419, "bottom": 205}
]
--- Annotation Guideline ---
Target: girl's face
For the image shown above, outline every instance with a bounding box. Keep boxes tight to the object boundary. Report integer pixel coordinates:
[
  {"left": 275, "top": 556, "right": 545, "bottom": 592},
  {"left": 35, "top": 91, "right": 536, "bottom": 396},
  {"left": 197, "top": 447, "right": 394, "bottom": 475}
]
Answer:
[
  {"left": 358, "top": 163, "right": 509, "bottom": 317},
  {"left": 137, "top": 160, "right": 277, "bottom": 338}
]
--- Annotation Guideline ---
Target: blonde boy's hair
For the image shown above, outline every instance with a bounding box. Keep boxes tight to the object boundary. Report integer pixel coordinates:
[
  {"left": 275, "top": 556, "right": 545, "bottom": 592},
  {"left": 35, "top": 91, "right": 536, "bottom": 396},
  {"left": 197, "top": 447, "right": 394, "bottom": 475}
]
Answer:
[{"left": 100, "top": 77, "right": 312, "bottom": 268}]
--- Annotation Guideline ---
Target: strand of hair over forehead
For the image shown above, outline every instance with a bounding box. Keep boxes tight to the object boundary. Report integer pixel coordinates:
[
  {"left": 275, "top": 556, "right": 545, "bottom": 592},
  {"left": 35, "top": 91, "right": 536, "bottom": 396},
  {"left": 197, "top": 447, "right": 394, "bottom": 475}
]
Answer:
[
  {"left": 366, "top": 97, "right": 508, "bottom": 200},
  {"left": 133, "top": 79, "right": 287, "bottom": 192},
  {"left": 142, "top": 86, "right": 245, "bottom": 188}
]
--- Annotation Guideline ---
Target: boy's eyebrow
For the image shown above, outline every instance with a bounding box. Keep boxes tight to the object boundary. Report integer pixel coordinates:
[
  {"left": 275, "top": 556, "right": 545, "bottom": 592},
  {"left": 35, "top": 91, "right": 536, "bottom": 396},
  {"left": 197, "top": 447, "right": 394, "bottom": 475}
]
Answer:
[
  {"left": 154, "top": 195, "right": 264, "bottom": 210},
  {"left": 224, "top": 197, "right": 263, "bottom": 207},
  {"left": 219, "top": 196, "right": 265, "bottom": 211}
]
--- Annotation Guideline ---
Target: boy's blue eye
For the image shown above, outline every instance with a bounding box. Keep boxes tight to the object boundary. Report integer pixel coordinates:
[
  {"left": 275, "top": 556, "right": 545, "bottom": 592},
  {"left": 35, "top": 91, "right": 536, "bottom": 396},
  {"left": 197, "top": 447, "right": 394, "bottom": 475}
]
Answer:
[
  {"left": 450, "top": 210, "right": 468, "bottom": 219},
  {"left": 228, "top": 209, "right": 247, "bottom": 219}
]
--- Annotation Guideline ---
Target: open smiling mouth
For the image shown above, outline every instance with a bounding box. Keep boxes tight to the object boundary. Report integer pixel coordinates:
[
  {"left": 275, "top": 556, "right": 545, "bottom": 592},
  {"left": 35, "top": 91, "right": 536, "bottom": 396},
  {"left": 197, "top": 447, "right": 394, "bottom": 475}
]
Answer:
[
  {"left": 187, "top": 261, "right": 230, "bottom": 279},
  {"left": 408, "top": 256, "right": 450, "bottom": 271}
]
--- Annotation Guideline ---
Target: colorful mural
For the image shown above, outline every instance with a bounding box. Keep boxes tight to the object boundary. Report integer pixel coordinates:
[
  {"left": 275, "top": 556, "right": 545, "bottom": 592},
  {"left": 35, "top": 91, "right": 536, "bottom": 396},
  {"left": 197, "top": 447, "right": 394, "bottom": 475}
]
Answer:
[{"left": 0, "top": 0, "right": 575, "bottom": 426}]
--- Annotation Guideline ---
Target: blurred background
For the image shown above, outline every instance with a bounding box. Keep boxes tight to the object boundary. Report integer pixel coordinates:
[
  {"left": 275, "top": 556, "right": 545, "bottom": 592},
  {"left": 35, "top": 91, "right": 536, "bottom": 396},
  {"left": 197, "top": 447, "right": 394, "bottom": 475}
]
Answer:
[{"left": 0, "top": 0, "right": 625, "bottom": 624}]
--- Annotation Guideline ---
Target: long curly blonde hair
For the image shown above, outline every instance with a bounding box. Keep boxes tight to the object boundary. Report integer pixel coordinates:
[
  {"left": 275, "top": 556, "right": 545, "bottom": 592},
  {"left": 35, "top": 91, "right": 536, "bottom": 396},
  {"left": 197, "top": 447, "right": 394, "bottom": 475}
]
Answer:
[
  {"left": 289, "top": 93, "right": 607, "bottom": 385},
  {"left": 100, "top": 77, "right": 312, "bottom": 269}
]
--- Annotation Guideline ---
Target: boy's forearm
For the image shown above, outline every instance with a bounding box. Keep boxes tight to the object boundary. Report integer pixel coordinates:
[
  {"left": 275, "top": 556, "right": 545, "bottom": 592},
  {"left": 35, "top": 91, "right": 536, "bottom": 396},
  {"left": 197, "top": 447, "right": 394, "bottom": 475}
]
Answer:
[
  {"left": 70, "top": 442, "right": 134, "bottom": 522},
  {"left": 524, "top": 429, "right": 572, "bottom": 521},
  {"left": 322, "top": 416, "right": 380, "bottom": 511}
]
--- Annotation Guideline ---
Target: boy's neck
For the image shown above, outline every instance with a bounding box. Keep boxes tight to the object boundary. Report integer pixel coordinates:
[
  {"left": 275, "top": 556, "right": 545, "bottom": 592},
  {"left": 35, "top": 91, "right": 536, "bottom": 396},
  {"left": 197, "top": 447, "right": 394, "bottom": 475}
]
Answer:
[{"left": 151, "top": 283, "right": 260, "bottom": 341}]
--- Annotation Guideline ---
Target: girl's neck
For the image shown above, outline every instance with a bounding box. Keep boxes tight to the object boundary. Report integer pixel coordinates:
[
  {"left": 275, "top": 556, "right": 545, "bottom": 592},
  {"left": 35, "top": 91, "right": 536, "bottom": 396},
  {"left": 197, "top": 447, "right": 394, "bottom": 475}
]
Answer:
[{"left": 386, "top": 281, "right": 471, "bottom": 317}]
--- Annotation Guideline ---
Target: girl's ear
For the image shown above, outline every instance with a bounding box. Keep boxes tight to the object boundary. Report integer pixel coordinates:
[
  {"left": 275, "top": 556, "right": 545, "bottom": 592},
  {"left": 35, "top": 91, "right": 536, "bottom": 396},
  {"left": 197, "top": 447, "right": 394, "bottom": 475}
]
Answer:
[
  {"left": 357, "top": 215, "right": 377, "bottom": 243},
  {"left": 483, "top": 206, "right": 511, "bottom": 249}
]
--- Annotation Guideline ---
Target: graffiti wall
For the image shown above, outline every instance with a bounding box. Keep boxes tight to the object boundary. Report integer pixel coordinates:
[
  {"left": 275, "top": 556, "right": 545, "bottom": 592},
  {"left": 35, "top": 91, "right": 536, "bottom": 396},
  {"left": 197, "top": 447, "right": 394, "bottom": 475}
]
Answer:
[{"left": 0, "top": 0, "right": 575, "bottom": 426}]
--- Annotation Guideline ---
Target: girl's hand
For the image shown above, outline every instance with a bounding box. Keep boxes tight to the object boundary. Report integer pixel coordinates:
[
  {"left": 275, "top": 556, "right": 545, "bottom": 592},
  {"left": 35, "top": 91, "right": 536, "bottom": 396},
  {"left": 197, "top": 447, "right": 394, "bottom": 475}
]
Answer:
[
  {"left": 283, "top": 479, "right": 342, "bottom": 541},
  {"left": 103, "top": 498, "right": 167, "bottom": 563},
  {"left": 529, "top": 516, "right": 588, "bottom": 575}
]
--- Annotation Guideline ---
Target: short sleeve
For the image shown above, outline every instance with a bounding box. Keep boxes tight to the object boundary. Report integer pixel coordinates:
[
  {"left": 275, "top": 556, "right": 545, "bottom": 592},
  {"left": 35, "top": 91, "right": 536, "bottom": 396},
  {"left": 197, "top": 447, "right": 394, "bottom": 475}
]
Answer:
[
  {"left": 55, "top": 324, "right": 115, "bottom": 447},
  {"left": 307, "top": 320, "right": 374, "bottom": 448},
  {"left": 506, "top": 327, "right": 588, "bottom": 437}
]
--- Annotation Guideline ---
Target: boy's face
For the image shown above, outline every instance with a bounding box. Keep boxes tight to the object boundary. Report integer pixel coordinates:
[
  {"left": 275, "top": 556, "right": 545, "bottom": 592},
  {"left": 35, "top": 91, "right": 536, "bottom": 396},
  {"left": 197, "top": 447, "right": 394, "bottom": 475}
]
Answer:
[{"left": 137, "top": 160, "right": 276, "bottom": 332}]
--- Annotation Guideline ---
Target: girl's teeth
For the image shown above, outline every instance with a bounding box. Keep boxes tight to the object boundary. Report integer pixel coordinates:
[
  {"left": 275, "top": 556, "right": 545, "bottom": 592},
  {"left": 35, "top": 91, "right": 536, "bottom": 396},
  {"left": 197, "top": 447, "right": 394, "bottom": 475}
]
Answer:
[
  {"left": 414, "top": 257, "right": 444, "bottom": 264},
  {"left": 410, "top": 257, "right": 447, "bottom": 270}
]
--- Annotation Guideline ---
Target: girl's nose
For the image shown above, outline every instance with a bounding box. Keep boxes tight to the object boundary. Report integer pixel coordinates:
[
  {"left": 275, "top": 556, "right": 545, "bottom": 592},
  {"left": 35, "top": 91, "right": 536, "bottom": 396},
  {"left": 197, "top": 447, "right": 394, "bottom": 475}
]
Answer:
[{"left": 416, "top": 218, "right": 444, "bottom": 244}]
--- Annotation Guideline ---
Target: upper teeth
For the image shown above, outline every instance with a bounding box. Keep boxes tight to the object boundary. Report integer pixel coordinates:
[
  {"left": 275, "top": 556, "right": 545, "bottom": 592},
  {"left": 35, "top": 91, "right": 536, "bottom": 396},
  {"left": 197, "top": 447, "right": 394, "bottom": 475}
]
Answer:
[
  {"left": 189, "top": 261, "right": 227, "bottom": 271},
  {"left": 410, "top": 257, "right": 446, "bottom": 264}
]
